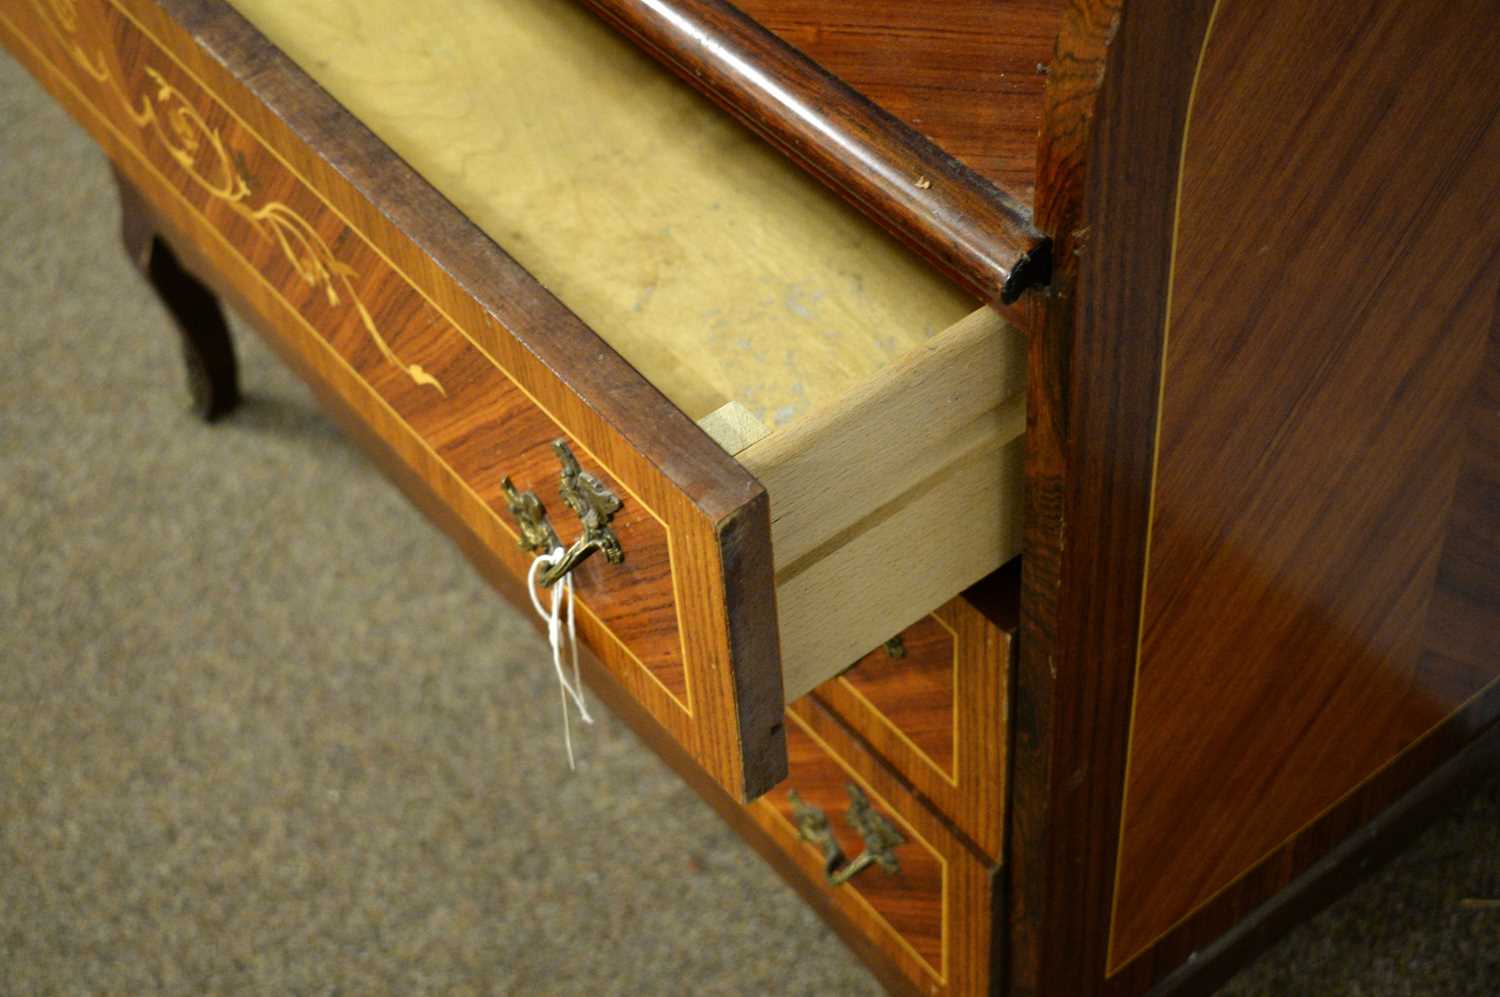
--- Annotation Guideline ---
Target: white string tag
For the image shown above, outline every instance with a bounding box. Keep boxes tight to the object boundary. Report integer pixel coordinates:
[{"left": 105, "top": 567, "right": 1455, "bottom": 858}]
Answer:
[{"left": 527, "top": 548, "right": 594, "bottom": 770}]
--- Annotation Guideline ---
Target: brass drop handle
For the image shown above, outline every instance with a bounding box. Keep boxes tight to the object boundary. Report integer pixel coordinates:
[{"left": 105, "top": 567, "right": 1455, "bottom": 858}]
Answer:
[
  {"left": 502, "top": 439, "right": 625, "bottom": 587},
  {"left": 789, "top": 783, "right": 904, "bottom": 887}
]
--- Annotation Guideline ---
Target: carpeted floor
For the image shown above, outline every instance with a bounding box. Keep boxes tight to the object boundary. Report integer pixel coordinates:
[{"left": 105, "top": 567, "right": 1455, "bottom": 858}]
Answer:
[{"left": 2, "top": 48, "right": 1497, "bottom": 996}]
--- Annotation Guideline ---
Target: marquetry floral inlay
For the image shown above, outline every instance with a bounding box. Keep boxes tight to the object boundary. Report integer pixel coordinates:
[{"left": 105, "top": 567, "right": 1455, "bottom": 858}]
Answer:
[
  {"left": 33, "top": 0, "right": 445, "bottom": 395},
  {"left": 33, "top": 0, "right": 108, "bottom": 82}
]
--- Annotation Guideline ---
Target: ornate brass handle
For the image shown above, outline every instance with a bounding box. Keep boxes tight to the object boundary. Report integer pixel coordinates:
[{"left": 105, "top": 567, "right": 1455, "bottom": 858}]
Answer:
[
  {"left": 502, "top": 439, "right": 624, "bottom": 587},
  {"left": 788, "top": 783, "right": 904, "bottom": 887}
]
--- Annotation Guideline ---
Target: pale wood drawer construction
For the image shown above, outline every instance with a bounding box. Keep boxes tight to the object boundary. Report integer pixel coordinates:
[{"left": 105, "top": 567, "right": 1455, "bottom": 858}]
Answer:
[{"left": 3, "top": 0, "right": 1025, "bottom": 800}]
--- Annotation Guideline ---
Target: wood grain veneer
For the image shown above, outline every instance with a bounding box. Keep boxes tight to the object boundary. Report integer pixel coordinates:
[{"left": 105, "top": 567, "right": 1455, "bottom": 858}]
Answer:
[
  {"left": 15, "top": 0, "right": 1499, "bottom": 991},
  {"left": 534, "top": 570, "right": 1004, "bottom": 997},
  {"left": 840, "top": 618, "right": 963, "bottom": 783},
  {"left": 226, "top": 0, "right": 1032, "bottom": 700},
  {"left": 100, "top": 148, "right": 974, "bottom": 997},
  {"left": 322, "top": 401, "right": 1008, "bottom": 997},
  {"left": 1009, "top": 0, "right": 1500, "bottom": 991},
  {"left": 1150, "top": 719, "right": 1500, "bottom": 997},
  {"left": 1110, "top": 0, "right": 1500, "bottom": 968}
]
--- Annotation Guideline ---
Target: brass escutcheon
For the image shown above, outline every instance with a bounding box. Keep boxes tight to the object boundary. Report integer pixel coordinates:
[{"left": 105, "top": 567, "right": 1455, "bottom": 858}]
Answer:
[
  {"left": 788, "top": 783, "right": 904, "bottom": 887},
  {"left": 501, "top": 439, "right": 624, "bottom": 587}
]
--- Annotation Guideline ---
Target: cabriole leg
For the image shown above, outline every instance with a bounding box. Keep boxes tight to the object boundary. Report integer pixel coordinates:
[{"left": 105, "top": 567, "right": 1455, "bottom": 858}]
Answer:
[{"left": 113, "top": 164, "right": 240, "bottom": 421}]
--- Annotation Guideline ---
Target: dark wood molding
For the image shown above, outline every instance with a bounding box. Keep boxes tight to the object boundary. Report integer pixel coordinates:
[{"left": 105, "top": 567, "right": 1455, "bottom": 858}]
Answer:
[
  {"left": 1031, "top": 1, "right": 1219, "bottom": 988},
  {"left": 575, "top": 0, "right": 1049, "bottom": 313},
  {"left": 1009, "top": 0, "right": 1129, "bottom": 992}
]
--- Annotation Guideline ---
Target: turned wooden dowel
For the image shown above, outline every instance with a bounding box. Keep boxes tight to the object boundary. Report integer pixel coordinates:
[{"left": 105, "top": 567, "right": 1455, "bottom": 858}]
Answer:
[{"left": 576, "top": 0, "right": 1049, "bottom": 308}]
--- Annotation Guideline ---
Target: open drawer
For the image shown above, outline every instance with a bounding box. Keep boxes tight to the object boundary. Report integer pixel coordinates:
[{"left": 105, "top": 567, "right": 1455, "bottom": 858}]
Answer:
[{"left": 6, "top": 0, "right": 1025, "bottom": 800}]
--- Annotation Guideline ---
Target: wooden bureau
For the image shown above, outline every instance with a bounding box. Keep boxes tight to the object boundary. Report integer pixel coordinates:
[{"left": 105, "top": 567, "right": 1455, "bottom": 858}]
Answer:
[{"left": 4, "top": 0, "right": 1497, "bottom": 993}]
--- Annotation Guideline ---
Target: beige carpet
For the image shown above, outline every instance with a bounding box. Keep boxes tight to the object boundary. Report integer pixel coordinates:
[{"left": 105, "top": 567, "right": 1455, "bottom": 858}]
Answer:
[{"left": 2, "top": 48, "right": 1497, "bottom": 996}]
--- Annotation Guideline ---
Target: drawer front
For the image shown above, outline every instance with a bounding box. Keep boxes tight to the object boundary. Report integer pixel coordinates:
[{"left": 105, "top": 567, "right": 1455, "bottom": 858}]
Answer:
[
  {"left": 752, "top": 699, "right": 998, "bottom": 996},
  {"left": 814, "top": 570, "right": 1017, "bottom": 860},
  {"left": 1, "top": 0, "right": 784, "bottom": 798}
]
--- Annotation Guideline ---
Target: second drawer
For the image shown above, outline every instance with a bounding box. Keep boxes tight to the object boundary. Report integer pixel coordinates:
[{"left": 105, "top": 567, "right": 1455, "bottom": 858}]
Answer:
[
  {"left": 813, "top": 568, "right": 1017, "bottom": 860},
  {"left": 752, "top": 698, "right": 1000, "bottom": 996}
]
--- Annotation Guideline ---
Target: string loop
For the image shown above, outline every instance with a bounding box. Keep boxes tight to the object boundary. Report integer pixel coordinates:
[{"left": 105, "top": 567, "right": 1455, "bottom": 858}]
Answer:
[{"left": 527, "top": 548, "right": 593, "bottom": 770}]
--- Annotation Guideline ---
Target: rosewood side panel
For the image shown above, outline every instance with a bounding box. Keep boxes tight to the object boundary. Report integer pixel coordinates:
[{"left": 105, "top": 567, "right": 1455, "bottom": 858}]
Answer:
[
  {"left": 1015, "top": 0, "right": 1500, "bottom": 992},
  {"left": 1110, "top": 0, "right": 1500, "bottom": 971}
]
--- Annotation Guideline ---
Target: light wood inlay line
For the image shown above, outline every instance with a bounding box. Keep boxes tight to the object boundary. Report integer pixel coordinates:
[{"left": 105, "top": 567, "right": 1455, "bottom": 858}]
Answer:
[
  {"left": 1104, "top": 0, "right": 1224, "bottom": 970},
  {"left": 1112, "top": 678, "right": 1500, "bottom": 974},
  {"left": 835, "top": 612, "right": 962, "bottom": 787}
]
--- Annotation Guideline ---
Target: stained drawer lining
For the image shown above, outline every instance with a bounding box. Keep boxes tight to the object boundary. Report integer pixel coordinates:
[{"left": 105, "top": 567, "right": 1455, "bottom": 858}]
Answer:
[{"left": 224, "top": 0, "right": 978, "bottom": 430}]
